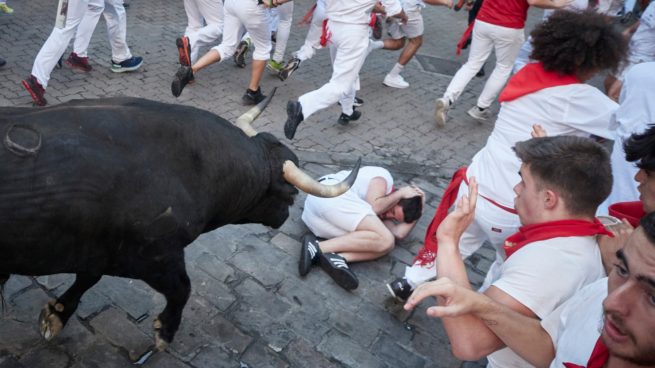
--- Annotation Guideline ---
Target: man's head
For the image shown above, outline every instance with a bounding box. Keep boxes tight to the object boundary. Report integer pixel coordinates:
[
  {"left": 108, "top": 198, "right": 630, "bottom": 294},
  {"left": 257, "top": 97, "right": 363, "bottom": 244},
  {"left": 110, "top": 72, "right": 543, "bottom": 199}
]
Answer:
[
  {"left": 602, "top": 211, "right": 655, "bottom": 365},
  {"left": 530, "top": 10, "right": 627, "bottom": 81},
  {"left": 381, "top": 196, "right": 423, "bottom": 223},
  {"left": 512, "top": 136, "right": 611, "bottom": 225},
  {"left": 625, "top": 125, "right": 655, "bottom": 212}
]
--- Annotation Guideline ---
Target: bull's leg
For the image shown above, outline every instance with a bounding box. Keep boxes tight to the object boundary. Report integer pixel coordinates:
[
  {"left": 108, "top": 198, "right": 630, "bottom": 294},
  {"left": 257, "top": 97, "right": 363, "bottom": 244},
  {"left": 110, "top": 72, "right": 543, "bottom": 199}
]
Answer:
[
  {"left": 39, "top": 273, "right": 101, "bottom": 340},
  {"left": 141, "top": 257, "right": 190, "bottom": 351},
  {"left": 0, "top": 274, "right": 9, "bottom": 311}
]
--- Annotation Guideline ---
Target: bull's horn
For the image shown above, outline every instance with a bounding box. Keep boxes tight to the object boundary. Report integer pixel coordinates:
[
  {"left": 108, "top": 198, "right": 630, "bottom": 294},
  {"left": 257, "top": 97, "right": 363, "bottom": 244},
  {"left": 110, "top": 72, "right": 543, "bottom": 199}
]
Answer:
[
  {"left": 234, "top": 87, "right": 278, "bottom": 137},
  {"left": 283, "top": 158, "right": 362, "bottom": 198}
]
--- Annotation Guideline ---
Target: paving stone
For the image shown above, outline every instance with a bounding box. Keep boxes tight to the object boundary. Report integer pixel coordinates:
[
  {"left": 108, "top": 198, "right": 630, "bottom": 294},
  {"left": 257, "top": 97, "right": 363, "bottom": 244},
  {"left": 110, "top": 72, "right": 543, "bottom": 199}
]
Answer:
[
  {"left": 270, "top": 232, "right": 299, "bottom": 257},
  {"left": 199, "top": 315, "right": 253, "bottom": 356},
  {"left": 0, "top": 356, "right": 24, "bottom": 368},
  {"left": 89, "top": 307, "right": 152, "bottom": 357},
  {"left": 94, "top": 277, "right": 157, "bottom": 322},
  {"left": 0, "top": 319, "right": 43, "bottom": 355},
  {"left": 1, "top": 276, "right": 33, "bottom": 301},
  {"left": 76, "top": 289, "right": 111, "bottom": 320},
  {"left": 284, "top": 338, "right": 340, "bottom": 368},
  {"left": 7, "top": 287, "right": 51, "bottom": 326},
  {"left": 189, "top": 345, "right": 237, "bottom": 368},
  {"left": 241, "top": 341, "right": 290, "bottom": 368},
  {"left": 193, "top": 253, "right": 237, "bottom": 284},
  {"left": 372, "top": 333, "right": 427, "bottom": 368},
  {"left": 328, "top": 308, "right": 379, "bottom": 349},
  {"left": 187, "top": 268, "right": 236, "bottom": 312},
  {"left": 69, "top": 340, "right": 133, "bottom": 368},
  {"left": 317, "top": 330, "right": 385, "bottom": 368},
  {"left": 17, "top": 345, "right": 70, "bottom": 367}
]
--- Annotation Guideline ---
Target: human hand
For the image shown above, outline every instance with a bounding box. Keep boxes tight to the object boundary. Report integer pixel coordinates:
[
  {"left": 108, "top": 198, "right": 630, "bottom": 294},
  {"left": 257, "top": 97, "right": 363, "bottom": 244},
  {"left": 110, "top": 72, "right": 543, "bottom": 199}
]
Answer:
[
  {"left": 400, "top": 184, "right": 425, "bottom": 200},
  {"left": 392, "top": 10, "right": 408, "bottom": 25},
  {"left": 404, "top": 277, "right": 487, "bottom": 317},
  {"left": 373, "top": 2, "right": 386, "bottom": 14},
  {"left": 436, "top": 177, "right": 477, "bottom": 246},
  {"left": 531, "top": 124, "right": 547, "bottom": 138}
]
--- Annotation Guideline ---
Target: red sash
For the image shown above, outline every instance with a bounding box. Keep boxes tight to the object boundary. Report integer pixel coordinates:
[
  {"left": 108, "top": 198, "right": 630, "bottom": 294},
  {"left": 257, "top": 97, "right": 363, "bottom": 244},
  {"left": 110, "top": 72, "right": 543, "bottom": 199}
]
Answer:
[
  {"left": 503, "top": 219, "right": 613, "bottom": 259},
  {"left": 563, "top": 337, "right": 609, "bottom": 368},
  {"left": 456, "top": 21, "right": 475, "bottom": 56},
  {"left": 320, "top": 19, "right": 331, "bottom": 47},
  {"left": 498, "top": 62, "right": 579, "bottom": 103}
]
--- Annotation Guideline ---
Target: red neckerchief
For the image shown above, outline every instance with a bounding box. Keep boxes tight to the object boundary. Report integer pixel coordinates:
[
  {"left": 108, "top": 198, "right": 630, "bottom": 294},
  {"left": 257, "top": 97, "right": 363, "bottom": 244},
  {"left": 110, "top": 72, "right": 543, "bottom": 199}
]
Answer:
[
  {"left": 503, "top": 219, "right": 613, "bottom": 259},
  {"left": 456, "top": 21, "right": 475, "bottom": 56},
  {"left": 498, "top": 62, "right": 579, "bottom": 103},
  {"left": 320, "top": 19, "right": 331, "bottom": 47},
  {"left": 563, "top": 337, "right": 609, "bottom": 368}
]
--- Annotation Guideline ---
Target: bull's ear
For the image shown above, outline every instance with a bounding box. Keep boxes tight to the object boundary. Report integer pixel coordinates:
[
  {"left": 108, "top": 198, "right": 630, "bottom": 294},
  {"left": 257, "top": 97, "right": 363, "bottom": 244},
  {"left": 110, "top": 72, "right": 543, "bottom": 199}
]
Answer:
[{"left": 283, "top": 158, "right": 361, "bottom": 198}]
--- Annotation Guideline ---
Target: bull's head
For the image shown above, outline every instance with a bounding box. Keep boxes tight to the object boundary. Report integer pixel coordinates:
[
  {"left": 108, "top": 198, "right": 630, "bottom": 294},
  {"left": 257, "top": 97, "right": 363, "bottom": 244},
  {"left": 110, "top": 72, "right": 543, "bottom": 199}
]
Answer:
[{"left": 233, "top": 88, "right": 361, "bottom": 228}]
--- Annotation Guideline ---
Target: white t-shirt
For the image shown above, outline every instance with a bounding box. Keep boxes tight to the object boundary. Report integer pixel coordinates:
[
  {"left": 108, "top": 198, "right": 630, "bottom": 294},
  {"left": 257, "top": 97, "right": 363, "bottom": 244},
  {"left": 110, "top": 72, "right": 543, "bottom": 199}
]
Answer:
[
  {"left": 327, "top": 0, "right": 402, "bottom": 24},
  {"left": 481, "top": 236, "right": 606, "bottom": 368},
  {"left": 541, "top": 277, "right": 607, "bottom": 367},
  {"left": 629, "top": 2, "right": 655, "bottom": 63},
  {"left": 467, "top": 84, "right": 618, "bottom": 208},
  {"left": 325, "top": 166, "right": 394, "bottom": 200}
]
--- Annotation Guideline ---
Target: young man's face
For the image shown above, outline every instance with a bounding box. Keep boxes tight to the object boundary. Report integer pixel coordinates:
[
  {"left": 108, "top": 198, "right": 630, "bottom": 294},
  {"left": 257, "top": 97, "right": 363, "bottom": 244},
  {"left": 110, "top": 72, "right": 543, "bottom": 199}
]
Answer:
[
  {"left": 603, "top": 227, "right": 655, "bottom": 365},
  {"left": 513, "top": 164, "right": 545, "bottom": 226},
  {"left": 380, "top": 205, "right": 404, "bottom": 222},
  {"left": 636, "top": 169, "right": 655, "bottom": 213}
]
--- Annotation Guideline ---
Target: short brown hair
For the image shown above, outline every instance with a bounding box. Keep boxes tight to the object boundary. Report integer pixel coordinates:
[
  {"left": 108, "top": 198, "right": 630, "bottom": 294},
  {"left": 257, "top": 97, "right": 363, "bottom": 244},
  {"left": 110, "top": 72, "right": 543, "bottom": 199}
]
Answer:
[{"left": 513, "top": 136, "right": 611, "bottom": 217}]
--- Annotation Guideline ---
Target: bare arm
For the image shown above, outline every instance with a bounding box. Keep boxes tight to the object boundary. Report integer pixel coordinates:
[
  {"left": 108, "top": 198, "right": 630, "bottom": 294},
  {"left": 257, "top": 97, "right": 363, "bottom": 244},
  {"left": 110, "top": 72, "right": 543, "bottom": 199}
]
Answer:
[
  {"left": 383, "top": 218, "right": 419, "bottom": 240},
  {"left": 527, "top": 0, "right": 574, "bottom": 9}
]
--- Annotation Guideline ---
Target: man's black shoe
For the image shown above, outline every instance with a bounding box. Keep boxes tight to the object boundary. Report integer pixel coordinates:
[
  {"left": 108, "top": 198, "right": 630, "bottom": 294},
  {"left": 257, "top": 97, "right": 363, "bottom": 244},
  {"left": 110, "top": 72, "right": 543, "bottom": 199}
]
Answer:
[
  {"left": 337, "top": 110, "right": 361, "bottom": 126},
  {"left": 386, "top": 277, "right": 414, "bottom": 301},
  {"left": 242, "top": 87, "right": 266, "bottom": 106},
  {"left": 284, "top": 100, "right": 304, "bottom": 139},
  {"left": 279, "top": 57, "right": 301, "bottom": 81},
  {"left": 171, "top": 66, "right": 194, "bottom": 97},
  {"left": 299, "top": 233, "right": 321, "bottom": 276},
  {"left": 319, "top": 253, "right": 359, "bottom": 290}
]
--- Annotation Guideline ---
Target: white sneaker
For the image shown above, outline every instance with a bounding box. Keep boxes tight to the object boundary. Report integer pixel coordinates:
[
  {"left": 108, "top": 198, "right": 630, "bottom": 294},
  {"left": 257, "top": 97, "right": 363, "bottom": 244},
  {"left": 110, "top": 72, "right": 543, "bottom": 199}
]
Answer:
[
  {"left": 467, "top": 105, "right": 491, "bottom": 121},
  {"left": 383, "top": 74, "right": 410, "bottom": 89},
  {"left": 434, "top": 97, "right": 451, "bottom": 128}
]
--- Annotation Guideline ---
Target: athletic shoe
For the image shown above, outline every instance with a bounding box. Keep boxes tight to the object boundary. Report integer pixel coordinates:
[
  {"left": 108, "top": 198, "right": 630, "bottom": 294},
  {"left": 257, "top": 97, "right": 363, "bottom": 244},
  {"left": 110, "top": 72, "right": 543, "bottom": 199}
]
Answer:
[
  {"left": 337, "top": 109, "right": 361, "bottom": 126},
  {"left": 386, "top": 277, "right": 413, "bottom": 301},
  {"left": 0, "top": 57, "right": 5, "bottom": 67},
  {"left": 111, "top": 56, "right": 143, "bottom": 73},
  {"left": 279, "top": 57, "right": 301, "bottom": 81},
  {"left": 434, "top": 97, "right": 451, "bottom": 128},
  {"left": 475, "top": 65, "right": 485, "bottom": 78},
  {"left": 467, "top": 105, "right": 491, "bottom": 121},
  {"left": 372, "top": 14, "right": 383, "bottom": 40},
  {"left": 299, "top": 233, "right": 321, "bottom": 276},
  {"left": 267, "top": 59, "right": 284, "bottom": 74},
  {"left": 21, "top": 75, "right": 47, "bottom": 106},
  {"left": 176, "top": 36, "right": 191, "bottom": 67},
  {"left": 241, "top": 87, "right": 266, "bottom": 106},
  {"left": 319, "top": 253, "right": 359, "bottom": 290},
  {"left": 234, "top": 39, "right": 250, "bottom": 68},
  {"left": 284, "top": 100, "right": 304, "bottom": 140},
  {"left": 383, "top": 73, "right": 409, "bottom": 89},
  {"left": 171, "top": 66, "right": 194, "bottom": 97},
  {"left": 65, "top": 52, "right": 93, "bottom": 72},
  {"left": 0, "top": 3, "right": 13, "bottom": 13},
  {"left": 338, "top": 97, "right": 364, "bottom": 108}
]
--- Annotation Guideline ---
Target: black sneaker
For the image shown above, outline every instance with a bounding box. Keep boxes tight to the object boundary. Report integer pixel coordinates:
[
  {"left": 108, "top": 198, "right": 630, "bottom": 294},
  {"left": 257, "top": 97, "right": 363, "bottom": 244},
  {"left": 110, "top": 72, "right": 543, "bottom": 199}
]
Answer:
[
  {"left": 386, "top": 277, "right": 413, "bottom": 301},
  {"left": 278, "top": 57, "right": 301, "bottom": 81},
  {"left": 234, "top": 39, "right": 250, "bottom": 68},
  {"left": 176, "top": 36, "right": 192, "bottom": 66},
  {"left": 242, "top": 87, "right": 266, "bottom": 106},
  {"left": 171, "top": 65, "right": 194, "bottom": 97},
  {"left": 21, "top": 75, "right": 47, "bottom": 106},
  {"left": 337, "top": 110, "right": 361, "bottom": 126},
  {"left": 284, "top": 100, "right": 304, "bottom": 140},
  {"left": 319, "top": 253, "right": 359, "bottom": 290},
  {"left": 299, "top": 233, "right": 321, "bottom": 276}
]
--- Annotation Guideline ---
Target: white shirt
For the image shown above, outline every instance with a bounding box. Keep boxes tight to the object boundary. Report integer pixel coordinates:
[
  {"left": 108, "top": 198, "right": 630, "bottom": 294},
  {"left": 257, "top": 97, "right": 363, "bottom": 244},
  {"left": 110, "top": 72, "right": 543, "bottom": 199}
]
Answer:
[
  {"left": 326, "top": 0, "right": 402, "bottom": 24},
  {"left": 629, "top": 2, "right": 655, "bottom": 63},
  {"left": 481, "top": 236, "right": 605, "bottom": 368},
  {"left": 467, "top": 84, "right": 618, "bottom": 208},
  {"left": 541, "top": 278, "right": 607, "bottom": 368},
  {"left": 324, "top": 166, "right": 394, "bottom": 199}
]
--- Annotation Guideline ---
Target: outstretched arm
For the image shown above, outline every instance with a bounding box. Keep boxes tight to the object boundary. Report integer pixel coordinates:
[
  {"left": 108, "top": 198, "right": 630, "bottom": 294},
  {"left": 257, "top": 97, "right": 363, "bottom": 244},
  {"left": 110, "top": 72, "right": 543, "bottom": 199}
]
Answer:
[{"left": 527, "top": 0, "right": 574, "bottom": 9}]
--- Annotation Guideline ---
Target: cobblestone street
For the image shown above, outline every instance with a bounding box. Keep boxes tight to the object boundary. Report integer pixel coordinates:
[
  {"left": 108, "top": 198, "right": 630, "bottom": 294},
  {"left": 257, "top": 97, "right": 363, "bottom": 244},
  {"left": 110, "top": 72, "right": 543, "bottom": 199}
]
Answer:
[{"left": 0, "top": 1, "right": 545, "bottom": 367}]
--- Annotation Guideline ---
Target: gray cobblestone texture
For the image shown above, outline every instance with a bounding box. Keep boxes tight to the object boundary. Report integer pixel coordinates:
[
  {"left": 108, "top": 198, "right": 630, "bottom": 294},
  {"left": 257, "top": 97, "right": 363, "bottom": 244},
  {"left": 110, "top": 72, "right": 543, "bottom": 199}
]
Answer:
[{"left": 0, "top": 0, "right": 549, "bottom": 366}]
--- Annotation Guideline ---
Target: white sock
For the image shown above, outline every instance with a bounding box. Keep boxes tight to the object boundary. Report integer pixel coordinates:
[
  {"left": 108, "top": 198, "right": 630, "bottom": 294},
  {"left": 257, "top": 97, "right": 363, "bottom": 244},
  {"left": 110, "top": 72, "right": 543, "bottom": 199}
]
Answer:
[
  {"left": 368, "top": 40, "right": 384, "bottom": 55},
  {"left": 389, "top": 63, "right": 404, "bottom": 77}
]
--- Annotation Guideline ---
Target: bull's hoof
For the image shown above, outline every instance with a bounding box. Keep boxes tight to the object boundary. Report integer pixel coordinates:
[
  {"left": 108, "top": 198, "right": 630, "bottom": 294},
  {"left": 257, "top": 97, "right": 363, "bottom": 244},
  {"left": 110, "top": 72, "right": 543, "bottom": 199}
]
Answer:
[
  {"left": 152, "top": 318, "right": 169, "bottom": 351},
  {"left": 39, "top": 301, "right": 64, "bottom": 340}
]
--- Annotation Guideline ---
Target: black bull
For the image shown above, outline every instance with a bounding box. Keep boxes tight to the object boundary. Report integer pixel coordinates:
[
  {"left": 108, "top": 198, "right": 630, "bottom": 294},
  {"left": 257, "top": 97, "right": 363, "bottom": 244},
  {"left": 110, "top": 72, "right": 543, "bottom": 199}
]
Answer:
[{"left": 0, "top": 96, "right": 359, "bottom": 350}]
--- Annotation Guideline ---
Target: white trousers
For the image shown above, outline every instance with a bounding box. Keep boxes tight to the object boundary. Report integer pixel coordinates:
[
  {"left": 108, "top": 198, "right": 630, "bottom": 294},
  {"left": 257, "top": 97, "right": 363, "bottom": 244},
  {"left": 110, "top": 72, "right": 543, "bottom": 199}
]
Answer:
[
  {"left": 183, "top": 0, "right": 224, "bottom": 64},
  {"left": 31, "top": 0, "right": 90, "bottom": 87},
  {"left": 74, "top": 0, "right": 132, "bottom": 63},
  {"left": 299, "top": 21, "right": 368, "bottom": 117},
  {"left": 270, "top": 2, "right": 293, "bottom": 62},
  {"left": 295, "top": 0, "right": 326, "bottom": 61},
  {"left": 443, "top": 20, "right": 524, "bottom": 109},
  {"left": 213, "top": 0, "right": 270, "bottom": 61},
  {"left": 404, "top": 182, "right": 521, "bottom": 287}
]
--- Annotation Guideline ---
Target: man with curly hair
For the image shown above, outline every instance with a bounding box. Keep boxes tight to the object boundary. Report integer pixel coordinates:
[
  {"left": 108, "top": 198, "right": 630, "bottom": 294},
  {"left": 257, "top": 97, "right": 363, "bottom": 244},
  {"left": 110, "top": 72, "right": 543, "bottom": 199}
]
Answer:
[{"left": 386, "top": 10, "right": 627, "bottom": 304}]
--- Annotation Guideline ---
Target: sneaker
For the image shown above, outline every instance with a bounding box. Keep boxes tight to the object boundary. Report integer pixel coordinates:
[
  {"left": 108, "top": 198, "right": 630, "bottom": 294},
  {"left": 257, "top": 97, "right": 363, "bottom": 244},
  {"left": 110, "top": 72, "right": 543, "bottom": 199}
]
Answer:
[
  {"left": 0, "top": 57, "right": 5, "bottom": 67},
  {"left": 267, "top": 59, "right": 283, "bottom": 74},
  {"left": 337, "top": 109, "right": 361, "bottom": 126},
  {"left": 383, "top": 73, "right": 409, "bottom": 89},
  {"left": 176, "top": 36, "right": 191, "bottom": 66},
  {"left": 386, "top": 277, "right": 413, "bottom": 301},
  {"left": 338, "top": 97, "right": 364, "bottom": 108},
  {"left": 467, "top": 105, "right": 491, "bottom": 121},
  {"left": 234, "top": 39, "right": 250, "bottom": 68},
  {"left": 0, "top": 3, "right": 13, "bottom": 13},
  {"left": 65, "top": 52, "right": 92, "bottom": 72},
  {"left": 111, "top": 56, "right": 143, "bottom": 73},
  {"left": 284, "top": 100, "right": 304, "bottom": 140},
  {"left": 171, "top": 65, "right": 194, "bottom": 97},
  {"left": 299, "top": 233, "right": 321, "bottom": 276},
  {"left": 372, "top": 14, "right": 383, "bottom": 40},
  {"left": 475, "top": 66, "right": 485, "bottom": 78},
  {"left": 21, "top": 75, "right": 47, "bottom": 106},
  {"left": 319, "top": 253, "right": 359, "bottom": 290},
  {"left": 434, "top": 97, "right": 451, "bottom": 128},
  {"left": 241, "top": 87, "right": 266, "bottom": 106},
  {"left": 278, "top": 57, "right": 301, "bottom": 81}
]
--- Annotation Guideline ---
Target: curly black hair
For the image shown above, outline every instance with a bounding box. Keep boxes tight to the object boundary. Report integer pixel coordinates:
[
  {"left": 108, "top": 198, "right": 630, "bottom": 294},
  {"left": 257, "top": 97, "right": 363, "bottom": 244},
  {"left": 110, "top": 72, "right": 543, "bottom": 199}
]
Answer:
[{"left": 530, "top": 10, "right": 627, "bottom": 78}]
